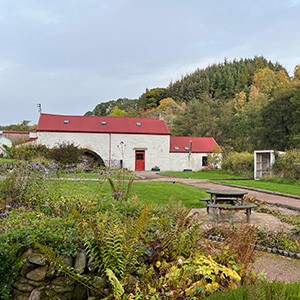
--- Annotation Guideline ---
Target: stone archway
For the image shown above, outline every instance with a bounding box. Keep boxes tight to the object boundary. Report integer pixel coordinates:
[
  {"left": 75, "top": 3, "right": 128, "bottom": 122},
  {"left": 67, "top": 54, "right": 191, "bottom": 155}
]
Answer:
[{"left": 82, "top": 149, "right": 105, "bottom": 167}]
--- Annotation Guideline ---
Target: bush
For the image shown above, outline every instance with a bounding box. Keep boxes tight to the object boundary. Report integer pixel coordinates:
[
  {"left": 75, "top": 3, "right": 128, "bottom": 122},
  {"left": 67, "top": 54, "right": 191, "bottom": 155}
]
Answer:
[
  {"left": 50, "top": 142, "right": 83, "bottom": 166},
  {"left": 221, "top": 151, "right": 254, "bottom": 176},
  {"left": 272, "top": 149, "right": 300, "bottom": 181},
  {"left": 4, "top": 144, "right": 51, "bottom": 161},
  {"left": 0, "top": 163, "right": 42, "bottom": 209}
]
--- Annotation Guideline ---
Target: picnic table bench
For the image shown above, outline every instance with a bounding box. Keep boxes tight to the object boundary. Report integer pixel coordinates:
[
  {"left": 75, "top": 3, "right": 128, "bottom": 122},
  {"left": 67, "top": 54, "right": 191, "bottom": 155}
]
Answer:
[
  {"left": 200, "top": 189, "right": 257, "bottom": 222},
  {"left": 206, "top": 203, "right": 257, "bottom": 223}
]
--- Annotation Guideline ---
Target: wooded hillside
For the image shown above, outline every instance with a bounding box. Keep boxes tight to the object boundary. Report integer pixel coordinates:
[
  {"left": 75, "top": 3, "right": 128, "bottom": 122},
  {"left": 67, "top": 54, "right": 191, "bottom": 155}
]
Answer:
[{"left": 86, "top": 56, "right": 300, "bottom": 152}]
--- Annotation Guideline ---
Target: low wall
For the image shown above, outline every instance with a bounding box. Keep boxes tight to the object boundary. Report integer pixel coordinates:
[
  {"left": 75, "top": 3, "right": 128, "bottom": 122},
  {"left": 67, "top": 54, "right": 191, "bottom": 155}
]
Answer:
[{"left": 11, "top": 248, "right": 101, "bottom": 300}]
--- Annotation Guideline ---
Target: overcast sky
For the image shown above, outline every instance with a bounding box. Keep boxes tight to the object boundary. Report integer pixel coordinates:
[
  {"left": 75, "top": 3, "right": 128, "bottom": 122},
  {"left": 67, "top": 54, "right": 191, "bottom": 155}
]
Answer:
[{"left": 1, "top": 0, "right": 299, "bottom": 126}]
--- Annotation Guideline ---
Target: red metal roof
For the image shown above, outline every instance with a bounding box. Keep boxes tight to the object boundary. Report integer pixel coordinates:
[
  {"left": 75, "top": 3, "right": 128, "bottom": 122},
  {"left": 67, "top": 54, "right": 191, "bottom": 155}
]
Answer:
[
  {"left": 170, "top": 136, "right": 220, "bottom": 153},
  {"left": 36, "top": 113, "right": 170, "bottom": 135}
]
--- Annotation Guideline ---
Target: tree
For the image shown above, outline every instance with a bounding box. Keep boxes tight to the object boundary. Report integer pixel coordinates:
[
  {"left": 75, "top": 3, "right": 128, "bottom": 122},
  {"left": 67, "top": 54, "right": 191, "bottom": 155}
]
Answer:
[
  {"left": 85, "top": 98, "right": 138, "bottom": 116},
  {"left": 109, "top": 106, "right": 127, "bottom": 117},
  {"left": 260, "top": 87, "right": 298, "bottom": 150},
  {"left": 293, "top": 65, "right": 300, "bottom": 81},
  {"left": 1, "top": 120, "right": 35, "bottom": 131},
  {"left": 252, "top": 67, "right": 290, "bottom": 95},
  {"left": 138, "top": 88, "right": 167, "bottom": 110},
  {"left": 290, "top": 85, "right": 300, "bottom": 147},
  {"left": 172, "top": 96, "right": 218, "bottom": 137}
]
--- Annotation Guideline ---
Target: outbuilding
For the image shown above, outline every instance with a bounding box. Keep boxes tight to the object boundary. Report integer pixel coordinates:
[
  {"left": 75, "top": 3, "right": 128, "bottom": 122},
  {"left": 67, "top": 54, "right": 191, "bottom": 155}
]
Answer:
[{"left": 34, "top": 113, "right": 221, "bottom": 172}]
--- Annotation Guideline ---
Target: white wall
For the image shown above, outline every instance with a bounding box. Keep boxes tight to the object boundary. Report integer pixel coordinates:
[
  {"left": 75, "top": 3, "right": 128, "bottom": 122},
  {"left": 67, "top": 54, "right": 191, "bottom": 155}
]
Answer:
[
  {"left": 0, "top": 135, "right": 12, "bottom": 156},
  {"left": 36, "top": 132, "right": 170, "bottom": 171},
  {"left": 36, "top": 131, "right": 216, "bottom": 171}
]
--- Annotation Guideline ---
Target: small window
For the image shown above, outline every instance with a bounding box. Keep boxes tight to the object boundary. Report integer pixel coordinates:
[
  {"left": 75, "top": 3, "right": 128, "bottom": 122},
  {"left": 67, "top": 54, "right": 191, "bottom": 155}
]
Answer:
[
  {"left": 202, "top": 156, "right": 208, "bottom": 167},
  {"left": 63, "top": 120, "right": 70, "bottom": 124},
  {"left": 174, "top": 146, "right": 179, "bottom": 151},
  {"left": 184, "top": 147, "right": 189, "bottom": 151},
  {"left": 101, "top": 121, "right": 107, "bottom": 125},
  {"left": 136, "top": 121, "right": 141, "bottom": 126},
  {"left": 136, "top": 153, "right": 144, "bottom": 160}
]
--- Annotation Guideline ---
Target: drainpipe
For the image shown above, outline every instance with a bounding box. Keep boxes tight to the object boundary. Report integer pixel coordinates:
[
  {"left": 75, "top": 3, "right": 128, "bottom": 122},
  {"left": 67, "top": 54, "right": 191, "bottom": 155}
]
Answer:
[{"left": 108, "top": 133, "right": 112, "bottom": 169}]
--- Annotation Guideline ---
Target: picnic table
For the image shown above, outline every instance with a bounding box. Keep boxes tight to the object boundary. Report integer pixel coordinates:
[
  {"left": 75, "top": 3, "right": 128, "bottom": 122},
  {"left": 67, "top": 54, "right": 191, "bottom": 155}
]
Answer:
[
  {"left": 200, "top": 189, "right": 256, "bottom": 223},
  {"left": 206, "top": 189, "right": 248, "bottom": 205}
]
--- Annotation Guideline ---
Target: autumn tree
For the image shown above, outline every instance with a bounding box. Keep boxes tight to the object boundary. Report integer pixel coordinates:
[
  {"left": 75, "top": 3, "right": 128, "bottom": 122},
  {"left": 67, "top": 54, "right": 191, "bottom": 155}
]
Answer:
[
  {"left": 138, "top": 88, "right": 167, "bottom": 110},
  {"left": 293, "top": 65, "right": 300, "bottom": 81}
]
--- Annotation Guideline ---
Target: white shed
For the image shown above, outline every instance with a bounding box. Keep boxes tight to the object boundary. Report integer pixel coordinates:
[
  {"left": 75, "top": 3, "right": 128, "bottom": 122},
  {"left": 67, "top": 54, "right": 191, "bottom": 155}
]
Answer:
[{"left": 254, "top": 150, "right": 285, "bottom": 180}]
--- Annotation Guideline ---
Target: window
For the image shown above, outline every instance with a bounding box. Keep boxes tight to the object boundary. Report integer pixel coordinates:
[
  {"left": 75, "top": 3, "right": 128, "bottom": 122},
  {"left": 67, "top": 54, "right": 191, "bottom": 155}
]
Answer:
[
  {"left": 136, "top": 153, "right": 144, "bottom": 160},
  {"left": 202, "top": 156, "right": 208, "bottom": 166}
]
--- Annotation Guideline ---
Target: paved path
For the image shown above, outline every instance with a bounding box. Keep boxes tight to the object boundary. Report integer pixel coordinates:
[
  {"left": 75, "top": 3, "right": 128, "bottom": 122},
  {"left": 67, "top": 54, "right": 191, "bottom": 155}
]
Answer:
[{"left": 135, "top": 171, "right": 300, "bottom": 211}]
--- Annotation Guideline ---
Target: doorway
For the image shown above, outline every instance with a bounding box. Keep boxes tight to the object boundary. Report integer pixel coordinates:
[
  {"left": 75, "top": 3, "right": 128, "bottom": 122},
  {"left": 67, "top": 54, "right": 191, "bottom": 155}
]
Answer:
[{"left": 135, "top": 150, "right": 145, "bottom": 171}]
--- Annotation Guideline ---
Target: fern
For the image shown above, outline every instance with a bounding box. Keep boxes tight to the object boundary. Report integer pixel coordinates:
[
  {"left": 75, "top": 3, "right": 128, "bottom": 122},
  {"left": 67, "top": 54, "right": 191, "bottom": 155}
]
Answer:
[
  {"left": 123, "top": 206, "right": 152, "bottom": 273},
  {"left": 105, "top": 268, "right": 125, "bottom": 299},
  {"left": 160, "top": 206, "right": 203, "bottom": 260},
  {"left": 101, "top": 222, "right": 125, "bottom": 277}
]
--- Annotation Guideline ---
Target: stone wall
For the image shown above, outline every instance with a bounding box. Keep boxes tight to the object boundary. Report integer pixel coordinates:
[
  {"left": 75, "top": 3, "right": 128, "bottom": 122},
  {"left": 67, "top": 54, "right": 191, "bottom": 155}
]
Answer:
[{"left": 11, "top": 248, "right": 97, "bottom": 300}]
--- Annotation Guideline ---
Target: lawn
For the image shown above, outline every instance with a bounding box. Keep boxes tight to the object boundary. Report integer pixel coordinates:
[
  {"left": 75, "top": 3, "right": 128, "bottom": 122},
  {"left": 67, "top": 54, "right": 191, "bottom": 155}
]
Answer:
[
  {"left": 49, "top": 179, "right": 207, "bottom": 208},
  {"left": 216, "top": 179, "right": 300, "bottom": 197},
  {"left": 131, "top": 181, "right": 207, "bottom": 208},
  {"left": 0, "top": 158, "right": 18, "bottom": 163},
  {"left": 160, "top": 169, "right": 247, "bottom": 179}
]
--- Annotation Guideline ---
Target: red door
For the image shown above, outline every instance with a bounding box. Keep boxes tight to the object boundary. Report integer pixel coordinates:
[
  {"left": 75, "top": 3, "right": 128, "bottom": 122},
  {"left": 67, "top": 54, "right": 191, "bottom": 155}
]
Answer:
[{"left": 135, "top": 151, "right": 145, "bottom": 171}]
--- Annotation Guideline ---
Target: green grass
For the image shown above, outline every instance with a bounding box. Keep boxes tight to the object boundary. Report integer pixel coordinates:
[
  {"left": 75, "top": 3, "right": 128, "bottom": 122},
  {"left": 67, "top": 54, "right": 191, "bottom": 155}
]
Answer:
[
  {"left": 58, "top": 171, "right": 135, "bottom": 180},
  {"left": 131, "top": 181, "right": 207, "bottom": 208},
  {"left": 160, "top": 170, "right": 247, "bottom": 179},
  {"left": 58, "top": 172, "right": 107, "bottom": 179},
  {"left": 0, "top": 158, "right": 18, "bottom": 163},
  {"left": 49, "top": 179, "right": 207, "bottom": 208},
  {"left": 216, "top": 179, "right": 300, "bottom": 197}
]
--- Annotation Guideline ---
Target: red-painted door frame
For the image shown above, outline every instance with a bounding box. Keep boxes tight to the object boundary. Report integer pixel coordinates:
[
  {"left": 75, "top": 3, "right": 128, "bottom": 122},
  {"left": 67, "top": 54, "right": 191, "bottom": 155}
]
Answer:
[{"left": 135, "top": 150, "right": 145, "bottom": 171}]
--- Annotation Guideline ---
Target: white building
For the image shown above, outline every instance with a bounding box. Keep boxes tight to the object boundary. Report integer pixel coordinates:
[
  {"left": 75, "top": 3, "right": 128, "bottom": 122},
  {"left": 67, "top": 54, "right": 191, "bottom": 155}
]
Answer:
[
  {"left": 34, "top": 113, "right": 221, "bottom": 172},
  {"left": 254, "top": 150, "right": 285, "bottom": 180},
  {"left": 0, "top": 131, "right": 12, "bottom": 156}
]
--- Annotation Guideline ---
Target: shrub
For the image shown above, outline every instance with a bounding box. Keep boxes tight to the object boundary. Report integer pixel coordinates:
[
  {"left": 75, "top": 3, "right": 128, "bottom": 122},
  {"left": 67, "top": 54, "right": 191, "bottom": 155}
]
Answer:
[
  {"left": 272, "top": 149, "right": 300, "bottom": 181},
  {"left": 0, "top": 163, "right": 46, "bottom": 209},
  {"left": 50, "top": 142, "right": 83, "bottom": 166},
  {"left": 5, "top": 144, "right": 51, "bottom": 161},
  {"left": 221, "top": 151, "right": 254, "bottom": 176}
]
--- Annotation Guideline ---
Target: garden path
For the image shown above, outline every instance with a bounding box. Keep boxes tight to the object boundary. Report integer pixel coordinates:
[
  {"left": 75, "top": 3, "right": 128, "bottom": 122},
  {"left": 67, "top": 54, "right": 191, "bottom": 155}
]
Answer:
[{"left": 135, "top": 171, "right": 300, "bottom": 282}]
